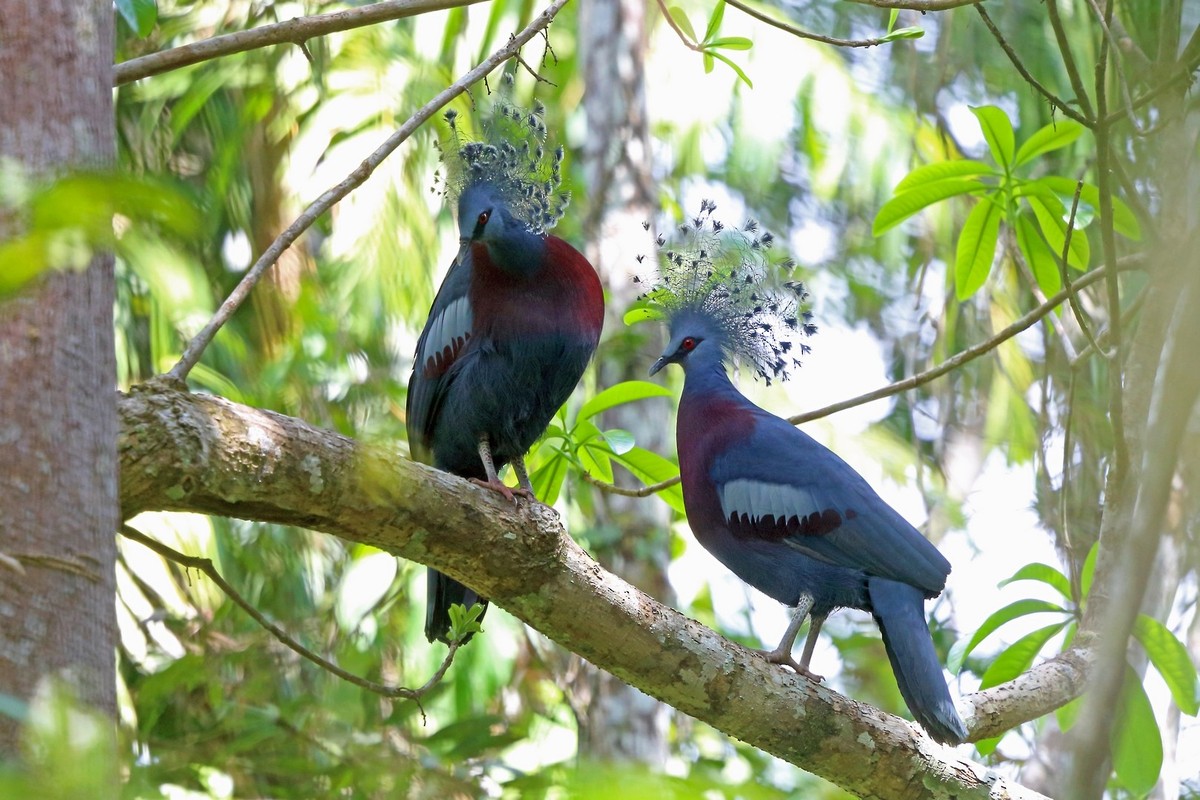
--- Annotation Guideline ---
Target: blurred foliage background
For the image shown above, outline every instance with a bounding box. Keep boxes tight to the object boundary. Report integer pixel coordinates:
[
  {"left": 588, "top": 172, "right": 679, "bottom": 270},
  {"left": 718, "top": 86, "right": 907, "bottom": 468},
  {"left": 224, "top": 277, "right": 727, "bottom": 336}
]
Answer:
[{"left": 15, "top": 0, "right": 1188, "bottom": 796}]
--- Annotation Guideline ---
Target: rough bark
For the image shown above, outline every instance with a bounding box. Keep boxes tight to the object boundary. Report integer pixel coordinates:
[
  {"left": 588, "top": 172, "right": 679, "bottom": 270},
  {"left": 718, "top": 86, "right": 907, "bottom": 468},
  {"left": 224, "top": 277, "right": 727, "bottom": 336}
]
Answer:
[
  {"left": 0, "top": 0, "right": 117, "bottom": 756},
  {"left": 119, "top": 384, "right": 1070, "bottom": 800}
]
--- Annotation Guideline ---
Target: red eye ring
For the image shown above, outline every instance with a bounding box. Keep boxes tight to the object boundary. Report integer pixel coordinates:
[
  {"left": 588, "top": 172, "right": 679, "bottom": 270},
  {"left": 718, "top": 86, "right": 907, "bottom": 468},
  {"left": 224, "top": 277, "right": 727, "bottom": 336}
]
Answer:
[{"left": 681, "top": 336, "right": 697, "bottom": 352}]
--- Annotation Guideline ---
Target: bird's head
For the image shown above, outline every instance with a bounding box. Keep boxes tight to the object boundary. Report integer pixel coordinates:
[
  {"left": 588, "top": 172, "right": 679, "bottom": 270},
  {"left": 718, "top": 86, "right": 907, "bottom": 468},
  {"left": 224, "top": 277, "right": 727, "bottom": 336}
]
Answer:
[
  {"left": 435, "top": 74, "right": 570, "bottom": 254},
  {"left": 639, "top": 201, "right": 817, "bottom": 384},
  {"left": 649, "top": 308, "right": 725, "bottom": 376}
]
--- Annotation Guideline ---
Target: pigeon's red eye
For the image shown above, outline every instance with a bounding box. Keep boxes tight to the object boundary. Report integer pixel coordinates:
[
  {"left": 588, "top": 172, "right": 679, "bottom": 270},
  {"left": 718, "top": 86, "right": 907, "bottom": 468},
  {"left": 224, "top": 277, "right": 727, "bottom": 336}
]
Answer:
[
  {"left": 681, "top": 336, "right": 697, "bottom": 352},
  {"left": 477, "top": 210, "right": 491, "bottom": 227}
]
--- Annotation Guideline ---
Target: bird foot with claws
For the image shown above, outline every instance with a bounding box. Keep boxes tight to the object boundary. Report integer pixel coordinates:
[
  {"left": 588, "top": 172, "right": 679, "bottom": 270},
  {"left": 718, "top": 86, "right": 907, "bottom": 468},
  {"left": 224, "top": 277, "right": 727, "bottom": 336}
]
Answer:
[
  {"left": 469, "top": 478, "right": 533, "bottom": 504},
  {"left": 755, "top": 647, "right": 825, "bottom": 683}
]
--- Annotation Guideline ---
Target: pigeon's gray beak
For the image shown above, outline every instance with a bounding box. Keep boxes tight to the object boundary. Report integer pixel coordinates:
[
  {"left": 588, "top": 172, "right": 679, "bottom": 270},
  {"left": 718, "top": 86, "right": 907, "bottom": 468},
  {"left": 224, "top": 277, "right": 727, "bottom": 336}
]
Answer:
[{"left": 648, "top": 357, "right": 669, "bottom": 377}]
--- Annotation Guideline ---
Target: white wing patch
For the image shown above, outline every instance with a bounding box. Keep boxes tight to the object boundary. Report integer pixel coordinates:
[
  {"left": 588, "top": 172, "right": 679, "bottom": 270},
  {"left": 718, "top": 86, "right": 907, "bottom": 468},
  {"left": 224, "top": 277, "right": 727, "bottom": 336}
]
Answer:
[
  {"left": 720, "top": 478, "right": 820, "bottom": 526},
  {"left": 422, "top": 296, "right": 472, "bottom": 374}
]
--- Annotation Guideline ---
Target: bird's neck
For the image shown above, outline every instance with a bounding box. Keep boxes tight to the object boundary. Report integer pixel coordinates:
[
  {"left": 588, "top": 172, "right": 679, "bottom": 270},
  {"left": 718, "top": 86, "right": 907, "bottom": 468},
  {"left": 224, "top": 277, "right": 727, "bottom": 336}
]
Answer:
[
  {"left": 681, "top": 352, "right": 741, "bottom": 402},
  {"left": 484, "top": 228, "right": 546, "bottom": 278}
]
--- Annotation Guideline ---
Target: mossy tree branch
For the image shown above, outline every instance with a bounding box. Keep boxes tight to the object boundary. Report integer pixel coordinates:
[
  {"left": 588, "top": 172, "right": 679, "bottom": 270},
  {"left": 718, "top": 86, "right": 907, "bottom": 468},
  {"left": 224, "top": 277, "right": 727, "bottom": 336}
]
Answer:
[{"left": 119, "top": 383, "right": 1072, "bottom": 799}]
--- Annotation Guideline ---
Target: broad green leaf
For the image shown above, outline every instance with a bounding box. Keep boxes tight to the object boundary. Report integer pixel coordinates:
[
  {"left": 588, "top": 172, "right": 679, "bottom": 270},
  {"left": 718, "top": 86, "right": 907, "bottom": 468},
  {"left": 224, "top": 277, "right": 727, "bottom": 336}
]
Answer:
[
  {"left": 998, "top": 562, "right": 1072, "bottom": 600},
  {"left": 601, "top": 429, "right": 636, "bottom": 455},
  {"left": 1133, "top": 615, "right": 1200, "bottom": 715},
  {"left": 706, "top": 36, "right": 753, "bottom": 50},
  {"left": 1037, "top": 175, "right": 1142, "bottom": 240},
  {"left": 894, "top": 159, "right": 995, "bottom": 193},
  {"left": 703, "top": 0, "right": 726, "bottom": 42},
  {"left": 887, "top": 8, "right": 899, "bottom": 31},
  {"left": 624, "top": 306, "right": 663, "bottom": 325},
  {"left": 609, "top": 447, "right": 686, "bottom": 514},
  {"left": 970, "top": 105, "right": 1016, "bottom": 170},
  {"left": 872, "top": 177, "right": 986, "bottom": 235},
  {"left": 669, "top": 6, "right": 698, "bottom": 42},
  {"left": 578, "top": 442, "right": 614, "bottom": 483},
  {"left": 709, "top": 51, "right": 752, "bottom": 87},
  {"left": 1026, "top": 194, "right": 1090, "bottom": 271},
  {"left": 974, "top": 735, "right": 1003, "bottom": 757},
  {"left": 1111, "top": 666, "right": 1163, "bottom": 796},
  {"left": 954, "top": 194, "right": 1004, "bottom": 300},
  {"left": 1014, "top": 119, "right": 1085, "bottom": 167},
  {"left": 1056, "top": 693, "right": 1084, "bottom": 732},
  {"left": 578, "top": 380, "right": 674, "bottom": 421},
  {"left": 948, "top": 599, "right": 1068, "bottom": 673},
  {"left": 116, "top": 0, "right": 157, "bottom": 37},
  {"left": 703, "top": 51, "right": 715, "bottom": 73},
  {"left": 1014, "top": 212, "right": 1062, "bottom": 296},
  {"left": 979, "top": 622, "right": 1067, "bottom": 689},
  {"left": 879, "top": 26, "right": 924, "bottom": 42},
  {"left": 531, "top": 451, "right": 570, "bottom": 505}
]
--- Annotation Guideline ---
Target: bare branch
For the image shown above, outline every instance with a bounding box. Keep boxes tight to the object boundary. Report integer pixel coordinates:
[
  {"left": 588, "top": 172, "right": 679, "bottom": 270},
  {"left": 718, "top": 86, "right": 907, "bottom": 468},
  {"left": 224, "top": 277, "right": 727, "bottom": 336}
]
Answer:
[
  {"left": 1046, "top": 0, "right": 1096, "bottom": 120},
  {"left": 165, "top": 0, "right": 571, "bottom": 383},
  {"left": 119, "top": 522, "right": 460, "bottom": 715},
  {"left": 118, "top": 386, "right": 1052, "bottom": 798},
  {"left": 113, "top": 0, "right": 487, "bottom": 85},
  {"left": 975, "top": 6, "right": 1091, "bottom": 126},
  {"left": 726, "top": 0, "right": 893, "bottom": 49},
  {"left": 843, "top": 0, "right": 983, "bottom": 10}
]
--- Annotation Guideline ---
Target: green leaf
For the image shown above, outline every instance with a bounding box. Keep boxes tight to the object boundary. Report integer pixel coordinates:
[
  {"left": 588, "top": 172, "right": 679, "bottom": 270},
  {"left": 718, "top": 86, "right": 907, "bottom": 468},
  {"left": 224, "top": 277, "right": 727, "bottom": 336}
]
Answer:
[
  {"left": 578, "top": 381, "right": 674, "bottom": 421},
  {"left": 894, "top": 160, "right": 996, "bottom": 193},
  {"left": 703, "top": 0, "right": 726, "bottom": 42},
  {"left": 708, "top": 51, "right": 752, "bottom": 87},
  {"left": 973, "top": 735, "right": 1003, "bottom": 757},
  {"left": 872, "top": 177, "right": 987, "bottom": 235},
  {"left": 1037, "top": 175, "right": 1143, "bottom": 240},
  {"left": 887, "top": 8, "right": 899, "bottom": 32},
  {"left": 979, "top": 622, "right": 1067, "bottom": 689},
  {"left": 998, "top": 562, "right": 1072, "bottom": 601},
  {"left": 879, "top": 26, "right": 924, "bottom": 42},
  {"left": 703, "top": 51, "right": 715, "bottom": 73},
  {"left": 447, "top": 602, "right": 486, "bottom": 642},
  {"left": 1014, "top": 119, "right": 1085, "bottom": 167},
  {"left": 624, "top": 305, "right": 663, "bottom": 326},
  {"left": 531, "top": 451, "right": 570, "bottom": 505},
  {"left": 609, "top": 447, "right": 686, "bottom": 514},
  {"left": 578, "top": 442, "right": 614, "bottom": 483},
  {"left": 1133, "top": 615, "right": 1200, "bottom": 715},
  {"left": 706, "top": 36, "right": 753, "bottom": 50},
  {"left": 1111, "top": 666, "right": 1163, "bottom": 797},
  {"left": 954, "top": 194, "right": 1004, "bottom": 300},
  {"left": 116, "top": 0, "right": 158, "bottom": 37},
  {"left": 601, "top": 429, "right": 636, "bottom": 456},
  {"left": 970, "top": 106, "right": 1016, "bottom": 170},
  {"left": 948, "top": 599, "right": 1069, "bottom": 673},
  {"left": 668, "top": 6, "right": 698, "bottom": 42},
  {"left": 1015, "top": 212, "right": 1062, "bottom": 296},
  {"left": 1025, "top": 193, "right": 1090, "bottom": 271}
]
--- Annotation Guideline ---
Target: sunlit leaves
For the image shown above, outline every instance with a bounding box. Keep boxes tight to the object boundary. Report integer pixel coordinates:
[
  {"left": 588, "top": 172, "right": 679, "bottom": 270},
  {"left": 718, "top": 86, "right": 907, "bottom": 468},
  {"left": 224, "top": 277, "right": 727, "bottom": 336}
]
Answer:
[
  {"left": 447, "top": 602, "right": 486, "bottom": 643},
  {"left": 947, "top": 598, "right": 1068, "bottom": 674},
  {"left": 1111, "top": 666, "right": 1163, "bottom": 797},
  {"left": 874, "top": 106, "right": 1142, "bottom": 300},
  {"left": 668, "top": 1, "right": 755, "bottom": 87},
  {"left": 527, "top": 381, "right": 683, "bottom": 510},
  {"left": 1132, "top": 615, "right": 1200, "bottom": 715}
]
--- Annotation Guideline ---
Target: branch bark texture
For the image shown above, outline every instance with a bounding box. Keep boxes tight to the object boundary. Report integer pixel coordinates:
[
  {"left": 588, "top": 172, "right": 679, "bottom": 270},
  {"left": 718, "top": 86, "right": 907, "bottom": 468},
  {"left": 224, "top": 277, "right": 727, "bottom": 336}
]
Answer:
[
  {"left": 113, "top": 0, "right": 487, "bottom": 85},
  {"left": 120, "top": 385, "right": 1056, "bottom": 799}
]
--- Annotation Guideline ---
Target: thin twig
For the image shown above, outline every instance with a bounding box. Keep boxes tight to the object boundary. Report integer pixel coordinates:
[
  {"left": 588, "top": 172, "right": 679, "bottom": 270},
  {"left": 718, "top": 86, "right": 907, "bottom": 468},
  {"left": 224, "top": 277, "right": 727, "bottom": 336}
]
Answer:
[
  {"left": 975, "top": 6, "right": 1090, "bottom": 126},
  {"left": 1058, "top": 177, "right": 1109, "bottom": 357},
  {"left": 1068, "top": 288, "right": 1145, "bottom": 370},
  {"left": 726, "top": 0, "right": 893, "bottom": 49},
  {"left": 1046, "top": 0, "right": 1096, "bottom": 121},
  {"left": 1083, "top": 0, "right": 1143, "bottom": 133},
  {"left": 113, "top": 0, "right": 487, "bottom": 85},
  {"left": 166, "top": 0, "right": 571, "bottom": 383},
  {"left": 844, "top": 0, "right": 982, "bottom": 9},
  {"left": 654, "top": 0, "right": 703, "bottom": 51},
  {"left": 120, "top": 524, "right": 461, "bottom": 717},
  {"left": 1093, "top": 0, "right": 1129, "bottom": 481},
  {"left": 587, "top": 259, "right": 1142, "bottom": 499}
]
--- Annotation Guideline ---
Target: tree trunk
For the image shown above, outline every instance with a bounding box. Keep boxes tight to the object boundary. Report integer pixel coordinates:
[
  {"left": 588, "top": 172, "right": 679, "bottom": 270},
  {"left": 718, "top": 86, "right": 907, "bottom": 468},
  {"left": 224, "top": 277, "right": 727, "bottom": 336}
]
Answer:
[
  {"left": 573, "top": 0, "right": 671, "bottom": 765},
  {"left": 0, "top": 0, "right": 117, "bottom": 755}
]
